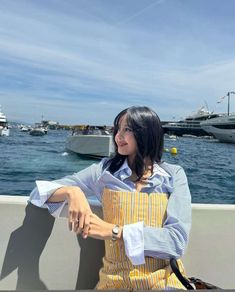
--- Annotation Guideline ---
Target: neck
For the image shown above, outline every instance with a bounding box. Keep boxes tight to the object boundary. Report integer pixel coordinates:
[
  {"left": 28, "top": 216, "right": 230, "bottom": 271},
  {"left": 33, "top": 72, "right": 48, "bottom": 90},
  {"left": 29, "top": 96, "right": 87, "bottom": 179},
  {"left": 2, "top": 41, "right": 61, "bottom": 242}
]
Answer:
[
  {"left": 127, "top": 155, "right": 135, "bottom": 170},
  {"left": 128, "top": 157, "right": 153, "bottom": 182}
]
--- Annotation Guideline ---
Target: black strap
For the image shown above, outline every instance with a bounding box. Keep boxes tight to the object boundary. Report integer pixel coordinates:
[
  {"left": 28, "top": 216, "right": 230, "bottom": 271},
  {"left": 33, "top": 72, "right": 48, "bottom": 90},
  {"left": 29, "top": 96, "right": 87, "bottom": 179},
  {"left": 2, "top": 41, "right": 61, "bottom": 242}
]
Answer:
[{"left": 170, "top": 258, "right": 194, "bottom": 290}]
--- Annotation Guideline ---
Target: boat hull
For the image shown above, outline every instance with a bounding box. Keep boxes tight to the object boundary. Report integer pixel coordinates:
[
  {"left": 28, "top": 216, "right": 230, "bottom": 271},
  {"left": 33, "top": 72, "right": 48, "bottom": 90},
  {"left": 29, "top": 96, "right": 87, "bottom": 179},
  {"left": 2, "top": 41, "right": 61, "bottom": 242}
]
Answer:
[
  {"left": 0, "top": 127, "right": 10, "bottom": 136},
  {"left": 201, "top": 114, "right": 235, "bottom": 143},
  {"left": 29, "top": 129, "right": 46, "bottom": 136},
  {"left": 66, "top": 135, "right": 114, "bottom": 157},
  {"left": 201, "top": 126, "right": 235, "bottom": 143}
]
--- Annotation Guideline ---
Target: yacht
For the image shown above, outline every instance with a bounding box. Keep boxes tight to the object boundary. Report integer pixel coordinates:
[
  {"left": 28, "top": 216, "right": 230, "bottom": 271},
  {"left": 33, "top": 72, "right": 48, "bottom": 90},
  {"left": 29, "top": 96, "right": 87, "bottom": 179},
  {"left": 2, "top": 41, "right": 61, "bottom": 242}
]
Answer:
[
  {"left": 0, "top": 106, "right": 10, "bottom": 137},
  {"left": 200, "top": 113, "right": 235, "bottom": 143},
  {"left": 162, "top": 107, "right": 220, "bottom": 137}
]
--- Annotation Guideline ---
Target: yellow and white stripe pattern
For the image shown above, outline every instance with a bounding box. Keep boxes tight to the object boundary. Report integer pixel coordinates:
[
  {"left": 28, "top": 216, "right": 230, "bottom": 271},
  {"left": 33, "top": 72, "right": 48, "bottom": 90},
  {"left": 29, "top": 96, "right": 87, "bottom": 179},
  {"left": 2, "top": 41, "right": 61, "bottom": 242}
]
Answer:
[{"left": 96, "top": 188, "right": 186, "bottom": 290}]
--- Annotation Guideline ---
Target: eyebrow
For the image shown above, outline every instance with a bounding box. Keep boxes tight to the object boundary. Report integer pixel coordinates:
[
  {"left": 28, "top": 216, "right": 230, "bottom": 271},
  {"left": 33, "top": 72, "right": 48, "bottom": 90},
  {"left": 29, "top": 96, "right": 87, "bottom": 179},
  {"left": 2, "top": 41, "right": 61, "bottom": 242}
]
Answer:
[{"left": 118, "top": 123, "right": 130, "bottom": 128}]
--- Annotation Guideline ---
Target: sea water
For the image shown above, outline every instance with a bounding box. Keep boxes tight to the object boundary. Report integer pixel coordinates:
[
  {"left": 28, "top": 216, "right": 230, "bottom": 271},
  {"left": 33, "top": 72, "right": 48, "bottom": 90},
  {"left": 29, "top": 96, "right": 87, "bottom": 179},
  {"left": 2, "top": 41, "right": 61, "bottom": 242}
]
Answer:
[{"left": 0, "top": 128, "right": 234, "bottom": 204}]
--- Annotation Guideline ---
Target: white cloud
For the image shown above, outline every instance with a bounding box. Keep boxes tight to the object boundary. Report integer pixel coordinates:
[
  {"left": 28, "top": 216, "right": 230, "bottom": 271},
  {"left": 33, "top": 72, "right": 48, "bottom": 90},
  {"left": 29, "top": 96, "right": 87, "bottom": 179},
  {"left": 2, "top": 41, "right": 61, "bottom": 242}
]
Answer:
[{"left": 1, "top": 0, "right": 235, "bottom": 123}]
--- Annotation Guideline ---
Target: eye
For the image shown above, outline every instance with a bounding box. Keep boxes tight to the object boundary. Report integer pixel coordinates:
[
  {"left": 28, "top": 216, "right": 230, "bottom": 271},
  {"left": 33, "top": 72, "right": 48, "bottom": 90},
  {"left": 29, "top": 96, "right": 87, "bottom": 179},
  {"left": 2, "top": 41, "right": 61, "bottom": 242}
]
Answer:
[{"left": 124, "top": 127, "right": 132, "bottom": 132}]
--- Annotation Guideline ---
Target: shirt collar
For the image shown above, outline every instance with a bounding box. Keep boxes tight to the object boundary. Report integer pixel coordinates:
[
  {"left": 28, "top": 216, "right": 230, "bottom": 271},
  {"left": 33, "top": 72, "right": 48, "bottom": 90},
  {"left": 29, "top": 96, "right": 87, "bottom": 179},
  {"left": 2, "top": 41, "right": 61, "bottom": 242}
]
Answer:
[
  {"left": 114, "top": 159, "right": 132, "bottom": 179},
  {"left": 152, "top": 163, "right": 171, "bottom": 178},
  {"left": 114, "top": 159, "right": 171, "bottom": 180}
]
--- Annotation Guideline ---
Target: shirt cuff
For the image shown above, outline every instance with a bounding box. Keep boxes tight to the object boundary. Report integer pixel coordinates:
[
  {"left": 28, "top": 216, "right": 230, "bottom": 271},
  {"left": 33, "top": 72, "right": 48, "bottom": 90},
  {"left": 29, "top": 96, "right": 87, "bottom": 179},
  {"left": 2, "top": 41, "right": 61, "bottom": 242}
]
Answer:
[
  {"left": 30, "top": 180, "right": 65, "bottom": 207},
  {"left": 123, "top": 221, "right": 145, "bottom": 265}
]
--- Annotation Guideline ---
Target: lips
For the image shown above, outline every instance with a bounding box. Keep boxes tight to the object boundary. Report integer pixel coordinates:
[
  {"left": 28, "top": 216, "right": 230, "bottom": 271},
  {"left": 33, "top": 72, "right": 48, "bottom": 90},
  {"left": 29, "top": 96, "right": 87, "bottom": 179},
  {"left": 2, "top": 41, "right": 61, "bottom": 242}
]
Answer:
[{"left": 118, "top": 141, "right": 128, "bottom": 147}]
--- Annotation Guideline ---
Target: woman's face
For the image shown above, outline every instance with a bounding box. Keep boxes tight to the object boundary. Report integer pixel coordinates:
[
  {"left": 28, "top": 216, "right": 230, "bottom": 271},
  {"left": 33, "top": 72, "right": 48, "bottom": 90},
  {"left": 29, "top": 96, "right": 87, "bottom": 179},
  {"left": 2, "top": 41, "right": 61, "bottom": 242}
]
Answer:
[{"left": 115, "top": 114, "right": 137, "bottom": 163}]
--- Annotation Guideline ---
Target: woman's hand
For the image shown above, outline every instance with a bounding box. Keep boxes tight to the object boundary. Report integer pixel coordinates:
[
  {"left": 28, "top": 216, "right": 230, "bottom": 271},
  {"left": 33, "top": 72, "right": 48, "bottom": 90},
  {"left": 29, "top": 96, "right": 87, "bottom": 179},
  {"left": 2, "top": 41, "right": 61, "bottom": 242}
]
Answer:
[
  {"left": 49, "top": 185, "right": 92, "bottom": 235},
  {"left": 48, "top": 186, "right": 122, "bottom": 240},
  {"left": 85, "top": 213, "right": 123, "bottom": 241},
  {"left": 66, "top": 186, "right": 92, "bottom": 235}
]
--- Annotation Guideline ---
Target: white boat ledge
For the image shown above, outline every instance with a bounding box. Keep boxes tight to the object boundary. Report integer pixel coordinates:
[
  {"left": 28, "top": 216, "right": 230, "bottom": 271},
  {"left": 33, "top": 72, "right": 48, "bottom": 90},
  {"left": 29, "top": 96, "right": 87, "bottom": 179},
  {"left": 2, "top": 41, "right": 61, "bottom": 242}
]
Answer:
[{"left": 0, "top": 195, "right": 234, "bottom": 290}]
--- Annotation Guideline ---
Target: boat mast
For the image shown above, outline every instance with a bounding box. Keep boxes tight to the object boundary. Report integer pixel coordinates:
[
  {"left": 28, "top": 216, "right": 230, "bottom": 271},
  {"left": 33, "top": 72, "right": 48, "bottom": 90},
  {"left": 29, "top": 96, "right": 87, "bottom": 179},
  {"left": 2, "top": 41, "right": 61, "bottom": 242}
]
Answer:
[{"left": 227, "top": 91, "right": 235, "bottom": 115}]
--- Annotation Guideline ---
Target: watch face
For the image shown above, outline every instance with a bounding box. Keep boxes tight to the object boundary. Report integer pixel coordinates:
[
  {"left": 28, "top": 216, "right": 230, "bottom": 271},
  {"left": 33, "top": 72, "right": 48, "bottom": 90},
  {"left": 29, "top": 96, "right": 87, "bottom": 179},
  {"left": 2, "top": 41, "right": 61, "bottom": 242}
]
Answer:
[{"left": 113, "top": 226, "right": 119, "bottom": 235}]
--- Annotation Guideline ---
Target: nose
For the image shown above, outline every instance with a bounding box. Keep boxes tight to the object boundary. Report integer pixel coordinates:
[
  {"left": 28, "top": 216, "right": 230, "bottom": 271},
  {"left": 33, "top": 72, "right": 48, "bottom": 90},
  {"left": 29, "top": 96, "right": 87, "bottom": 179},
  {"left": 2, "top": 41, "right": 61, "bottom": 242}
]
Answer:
[{"left": 116, "top": 129, "right": 124, "bottom": 139}]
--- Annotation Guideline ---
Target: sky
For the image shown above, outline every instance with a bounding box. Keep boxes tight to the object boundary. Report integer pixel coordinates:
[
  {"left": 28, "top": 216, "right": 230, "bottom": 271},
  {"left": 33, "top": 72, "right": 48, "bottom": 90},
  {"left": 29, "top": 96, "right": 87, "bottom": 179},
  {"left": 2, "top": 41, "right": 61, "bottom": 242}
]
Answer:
[{"left": 1, "top": 0, "right": 235, "bottom": 125}]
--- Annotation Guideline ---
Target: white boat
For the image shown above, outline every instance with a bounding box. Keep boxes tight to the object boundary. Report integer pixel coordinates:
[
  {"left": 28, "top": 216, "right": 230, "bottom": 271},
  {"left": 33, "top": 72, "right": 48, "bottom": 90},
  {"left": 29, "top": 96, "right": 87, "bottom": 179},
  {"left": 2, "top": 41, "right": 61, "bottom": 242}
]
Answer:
[
  {"left": 20, "top": 126, "right": 29, "bottom": 132},
  {"left": 66, "top": 127, "right": 114, "bottom": 158},
  {"left": 29, "top": 127, "right": 46, "bottom": 136},
  {"left": 200, "top": 114, "right": 235, "bottom": 143},
  {"left": 0, "top": 106, "right": 10, "bottom": 137},
  {"left": 19, "top": 125, "right": 31, "bottom": 132},
  {"left": 0, "top": 195, "right": 234, "bottom": 290},
  {"left": 164, "top": 133, "right": 177, "bottom": 140},
  {"left": 162, "top": 107, "right": 220, "bottom": 137},
  {"left": 66, "top": 134, "right": 114, "bottom": 158}
]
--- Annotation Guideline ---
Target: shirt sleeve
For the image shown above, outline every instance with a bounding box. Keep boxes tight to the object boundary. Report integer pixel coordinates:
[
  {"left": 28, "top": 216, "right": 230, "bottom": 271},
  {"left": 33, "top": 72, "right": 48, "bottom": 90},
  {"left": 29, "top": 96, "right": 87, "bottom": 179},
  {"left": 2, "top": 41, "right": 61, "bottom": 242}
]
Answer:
[
  {"left": 28, "top": 159, "right": 106, "bottom": 217},
  {"left": 122, "top": 165, "right": 191, "bottom": 265},
  {"left": 144, "top": 165, "right": 192, "bottom": 259}
]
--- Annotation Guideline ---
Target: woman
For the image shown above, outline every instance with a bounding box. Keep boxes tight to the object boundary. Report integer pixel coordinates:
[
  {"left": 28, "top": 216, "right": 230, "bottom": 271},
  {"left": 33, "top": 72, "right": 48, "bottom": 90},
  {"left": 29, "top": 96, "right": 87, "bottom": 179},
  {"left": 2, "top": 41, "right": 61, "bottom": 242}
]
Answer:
[{"left": 29, "top": 106, "right": 191, "bottom": 289}]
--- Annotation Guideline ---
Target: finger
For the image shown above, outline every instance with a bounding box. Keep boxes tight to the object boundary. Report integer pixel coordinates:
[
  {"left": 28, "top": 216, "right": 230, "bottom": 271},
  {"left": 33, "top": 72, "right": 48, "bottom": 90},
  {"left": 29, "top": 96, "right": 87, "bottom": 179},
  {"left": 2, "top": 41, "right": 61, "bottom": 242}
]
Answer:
[
  {"left": 68, "top": 210, "right": 74, "bottom": 231},
  {"left": 82, "top": 213, "right": 91, "bottom": 239},
  {"left": 74, "top": 214, "right": 84, "bottom": 234},
  {"left": 69, "top": 211, "right": 79, "bottom": 232},
  {"left": 73, "top": 219, "right": 79, "bottom": 232}
]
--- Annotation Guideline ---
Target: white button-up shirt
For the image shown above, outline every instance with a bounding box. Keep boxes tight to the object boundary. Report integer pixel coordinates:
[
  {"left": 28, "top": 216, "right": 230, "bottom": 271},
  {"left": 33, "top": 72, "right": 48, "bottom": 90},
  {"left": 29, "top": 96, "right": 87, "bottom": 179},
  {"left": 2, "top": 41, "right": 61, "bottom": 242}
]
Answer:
[{"left": 29, "top": 158, "right": 191, "bottom": 266}]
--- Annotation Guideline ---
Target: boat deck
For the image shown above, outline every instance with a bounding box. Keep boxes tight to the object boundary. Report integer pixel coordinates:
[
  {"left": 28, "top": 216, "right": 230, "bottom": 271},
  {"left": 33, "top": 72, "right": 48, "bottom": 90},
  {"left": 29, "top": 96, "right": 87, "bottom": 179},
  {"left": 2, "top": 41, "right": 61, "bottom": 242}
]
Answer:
[{"left": 0, "top": 196, "right": 234, "bottom": 290}]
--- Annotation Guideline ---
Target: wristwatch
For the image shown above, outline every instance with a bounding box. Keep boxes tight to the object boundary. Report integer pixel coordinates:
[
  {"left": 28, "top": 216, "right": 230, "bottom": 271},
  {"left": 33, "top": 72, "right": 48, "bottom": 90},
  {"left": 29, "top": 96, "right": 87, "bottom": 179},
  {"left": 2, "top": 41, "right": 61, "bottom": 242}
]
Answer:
[{"left": 112, "top": 225, "right": 120, "bottom": 241}]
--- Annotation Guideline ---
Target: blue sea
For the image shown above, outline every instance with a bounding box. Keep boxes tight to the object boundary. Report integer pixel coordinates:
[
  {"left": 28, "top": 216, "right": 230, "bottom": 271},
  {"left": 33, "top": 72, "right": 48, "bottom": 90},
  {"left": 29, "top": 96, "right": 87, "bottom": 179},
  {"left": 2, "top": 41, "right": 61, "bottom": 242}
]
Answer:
[{"left": 0, "top": 127, "right": 234, "bottom": 204}]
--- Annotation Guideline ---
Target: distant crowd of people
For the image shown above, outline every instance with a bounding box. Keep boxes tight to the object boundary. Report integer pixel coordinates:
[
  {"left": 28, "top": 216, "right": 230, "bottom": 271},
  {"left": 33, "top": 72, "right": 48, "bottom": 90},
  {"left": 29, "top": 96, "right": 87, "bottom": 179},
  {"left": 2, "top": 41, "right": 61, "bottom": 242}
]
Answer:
[{"left": 72, "top": 125, "right": 111, "bottom": 136}]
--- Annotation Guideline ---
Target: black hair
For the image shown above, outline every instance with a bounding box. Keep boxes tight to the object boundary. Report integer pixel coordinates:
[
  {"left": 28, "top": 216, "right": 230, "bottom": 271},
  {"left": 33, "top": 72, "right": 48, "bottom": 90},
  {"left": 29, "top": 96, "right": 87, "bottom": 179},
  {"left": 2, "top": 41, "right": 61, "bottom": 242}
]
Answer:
[{"left": 104, "top": 106, "right": 164, "bottom": 180}]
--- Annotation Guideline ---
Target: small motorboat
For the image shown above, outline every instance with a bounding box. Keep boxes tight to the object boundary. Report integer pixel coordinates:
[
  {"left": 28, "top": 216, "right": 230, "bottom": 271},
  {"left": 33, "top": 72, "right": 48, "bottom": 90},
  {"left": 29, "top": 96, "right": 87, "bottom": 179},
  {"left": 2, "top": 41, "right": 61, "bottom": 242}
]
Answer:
[
  {"left": 29, "top": 127, "right": 46, "bottom": 136},
  {"left": 66, "top": 125, "right": 114, "bottom": 158}
]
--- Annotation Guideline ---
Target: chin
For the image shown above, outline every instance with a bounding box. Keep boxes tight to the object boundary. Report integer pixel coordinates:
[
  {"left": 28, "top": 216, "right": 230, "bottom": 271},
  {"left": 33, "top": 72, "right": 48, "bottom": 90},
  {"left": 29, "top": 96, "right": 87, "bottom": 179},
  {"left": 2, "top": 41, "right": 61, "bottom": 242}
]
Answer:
[{"left": 117, "top": 149, "right": 128, "bottom": 156}]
